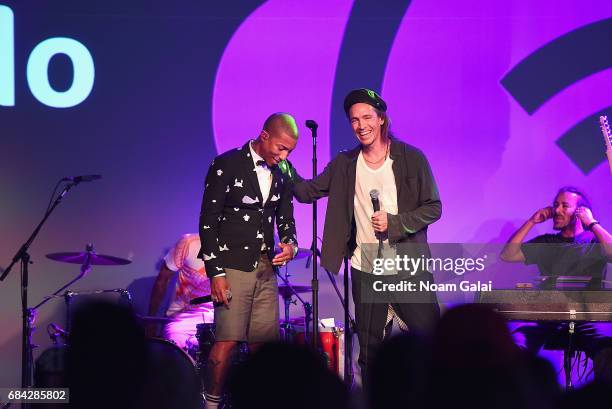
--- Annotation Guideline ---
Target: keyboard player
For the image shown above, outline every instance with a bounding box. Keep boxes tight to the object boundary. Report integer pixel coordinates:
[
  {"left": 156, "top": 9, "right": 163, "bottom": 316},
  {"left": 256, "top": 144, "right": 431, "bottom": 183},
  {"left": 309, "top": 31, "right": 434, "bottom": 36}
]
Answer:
[
  {"left": 500, "top": 186, "right": 611, "bottom": 288},
  {"left": 500, "top": 186, "right": 612, "bottom": 382}
]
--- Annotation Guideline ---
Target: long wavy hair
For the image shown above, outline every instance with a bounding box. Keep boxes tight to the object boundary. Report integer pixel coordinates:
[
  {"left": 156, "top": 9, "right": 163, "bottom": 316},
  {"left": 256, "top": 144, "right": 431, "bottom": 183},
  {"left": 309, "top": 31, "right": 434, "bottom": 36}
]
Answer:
[{"left": 374, "top": 108, "right": 393, "bottom": 141}]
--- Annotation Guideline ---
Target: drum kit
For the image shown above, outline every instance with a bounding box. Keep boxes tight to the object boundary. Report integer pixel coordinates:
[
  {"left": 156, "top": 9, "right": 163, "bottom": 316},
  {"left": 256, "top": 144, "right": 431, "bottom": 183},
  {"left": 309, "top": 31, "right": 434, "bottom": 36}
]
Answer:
[
  {"left": 31, "top": 245, "right": 346, "bottom": 394},
  {"left": 185, "top": 247, "right": 346, "bottom": 379},
  {"left": 42, "top": 245, "right": 134, "bottom": 330},
  {"left": 20, "top": 244, "right": 132, "bottom": 388}
]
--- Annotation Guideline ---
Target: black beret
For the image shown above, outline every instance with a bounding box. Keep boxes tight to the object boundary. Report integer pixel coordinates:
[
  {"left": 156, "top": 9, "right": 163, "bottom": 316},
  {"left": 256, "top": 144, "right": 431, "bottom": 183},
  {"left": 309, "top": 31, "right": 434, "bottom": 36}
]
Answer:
[{"left": 343, "top": 88, "right": 387, "bottom": 116}]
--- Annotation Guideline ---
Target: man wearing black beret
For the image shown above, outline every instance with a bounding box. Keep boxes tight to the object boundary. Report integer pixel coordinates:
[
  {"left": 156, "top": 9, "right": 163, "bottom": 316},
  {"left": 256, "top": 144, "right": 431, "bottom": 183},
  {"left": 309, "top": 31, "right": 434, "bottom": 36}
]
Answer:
[{"left": 292, "top": 88, "right": 442, "bottom": 387}]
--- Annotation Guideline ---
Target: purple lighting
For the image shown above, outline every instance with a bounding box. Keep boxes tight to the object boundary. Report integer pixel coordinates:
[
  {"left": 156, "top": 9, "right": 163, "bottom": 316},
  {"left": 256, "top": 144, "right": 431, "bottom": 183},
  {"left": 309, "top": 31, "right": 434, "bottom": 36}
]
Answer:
[
  {"left": 382, "top": 0, "right": 612, "bottom": 243},
  {"left": 212, "top": 0, "right": 354, "bottom": 243}
]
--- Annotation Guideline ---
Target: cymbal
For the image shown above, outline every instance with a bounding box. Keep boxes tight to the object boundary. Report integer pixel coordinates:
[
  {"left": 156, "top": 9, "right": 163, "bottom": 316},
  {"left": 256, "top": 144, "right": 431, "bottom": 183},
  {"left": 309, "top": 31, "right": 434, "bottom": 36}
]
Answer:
[
  {"left": 46, "top": 252, "right": 132, "bottom": 266},
  {"left": 278, "top": 284, "right": 312, "bottom": 298}
]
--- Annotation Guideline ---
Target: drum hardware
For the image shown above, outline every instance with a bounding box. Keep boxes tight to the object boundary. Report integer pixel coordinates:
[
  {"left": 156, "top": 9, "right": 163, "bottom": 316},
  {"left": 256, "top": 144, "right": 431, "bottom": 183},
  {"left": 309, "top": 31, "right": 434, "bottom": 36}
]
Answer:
[
  {"left": 277, "top": 284, "right": 312, "bottom": 299},
  {"left": 46, "top": 323, "right": 69, "bottom": 345},
  {"left": 319, "top": 256, "right": 356, "bottom": 385},
  {"left": 274, "top": 266, "right": 313, "bottom": 344},
  {"left": 289, "top": 237, "right": 355, "bottom": 383},
  {"left": 46, "top": 250, "right": 132, "bottom": 266},
  {"left": 18, "top": 243, "right": 96, "bottom": 389},
  {"left": 9, "top": 242, "right": 131, "bottom": 389},
  {"left": 1, "top": 176, "right": 102, "bottom": 391},
  {"left": 56, "top": 288, "right": 133, "bottom": 332}
]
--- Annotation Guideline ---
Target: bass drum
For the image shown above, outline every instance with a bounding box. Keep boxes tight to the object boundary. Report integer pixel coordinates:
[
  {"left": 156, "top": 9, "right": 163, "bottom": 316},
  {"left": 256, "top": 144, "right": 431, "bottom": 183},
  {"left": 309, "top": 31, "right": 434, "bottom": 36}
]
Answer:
[
  {"left": 35, "top": 345, "right": 67, "bottom": 387},
  {"left": 143, "top": 338, "right": 202, "bottom": 409},
  {"left": 35, "top": 339, "right": 202, "bottom": 409}
]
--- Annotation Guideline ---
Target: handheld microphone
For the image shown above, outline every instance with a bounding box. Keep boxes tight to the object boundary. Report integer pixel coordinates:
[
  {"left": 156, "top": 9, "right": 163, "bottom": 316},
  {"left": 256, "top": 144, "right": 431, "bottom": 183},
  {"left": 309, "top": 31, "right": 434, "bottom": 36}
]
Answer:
[
  {"left": 190, "top": 290, "right": 232, "bottom": 306},
  {"left": 305, "top": 120, "right": 318, "bottom": 131},
  {"left": 369, "top": 189, "right": 383, "bottom": 258},
  {"left": 190, "top": 295, "right": 212, "bottom": 305},
  {"left": 370, "top": 189, "right": 380, "bottom": 212},
  {"left": 62, "top": 174, "right": 102, "bottom": 183}
]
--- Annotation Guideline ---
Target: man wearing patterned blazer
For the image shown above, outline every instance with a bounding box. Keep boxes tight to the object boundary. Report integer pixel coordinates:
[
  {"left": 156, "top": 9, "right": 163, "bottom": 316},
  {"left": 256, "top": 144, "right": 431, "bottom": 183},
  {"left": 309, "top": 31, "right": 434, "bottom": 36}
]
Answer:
[{"left": 198, "top": 113, "right": 298, "bottom": 408}]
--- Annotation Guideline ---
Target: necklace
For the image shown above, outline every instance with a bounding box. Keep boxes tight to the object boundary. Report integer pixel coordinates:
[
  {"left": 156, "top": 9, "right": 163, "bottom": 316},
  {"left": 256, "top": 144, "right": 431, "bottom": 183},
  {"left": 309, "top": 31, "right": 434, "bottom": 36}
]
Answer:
[{"left": 362, "top": 141, "right": 390, "bottom": 165}]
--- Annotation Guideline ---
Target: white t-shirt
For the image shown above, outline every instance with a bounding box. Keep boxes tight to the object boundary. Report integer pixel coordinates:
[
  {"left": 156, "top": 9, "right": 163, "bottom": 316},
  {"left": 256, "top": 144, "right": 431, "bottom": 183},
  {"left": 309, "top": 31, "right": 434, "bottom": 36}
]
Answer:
[
  {"left": 164, "top": 234, "right": 211, "bottom": 316},
  {"left": 351, "top": 152, "right": 398, "bottom": 271}
]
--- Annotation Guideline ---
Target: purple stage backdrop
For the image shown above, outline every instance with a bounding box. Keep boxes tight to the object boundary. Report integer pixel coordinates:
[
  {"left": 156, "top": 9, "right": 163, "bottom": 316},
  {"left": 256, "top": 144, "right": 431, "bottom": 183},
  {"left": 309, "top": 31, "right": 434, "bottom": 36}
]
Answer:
[{"left": 1, "top": 0, "right": 611, "bottom": 388}]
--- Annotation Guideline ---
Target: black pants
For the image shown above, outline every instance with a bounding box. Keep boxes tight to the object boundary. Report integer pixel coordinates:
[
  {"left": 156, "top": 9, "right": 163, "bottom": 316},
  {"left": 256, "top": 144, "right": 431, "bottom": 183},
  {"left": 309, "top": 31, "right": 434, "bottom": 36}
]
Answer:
[{"left": 351, "top": 267, "right": 440, "bottom": 386}]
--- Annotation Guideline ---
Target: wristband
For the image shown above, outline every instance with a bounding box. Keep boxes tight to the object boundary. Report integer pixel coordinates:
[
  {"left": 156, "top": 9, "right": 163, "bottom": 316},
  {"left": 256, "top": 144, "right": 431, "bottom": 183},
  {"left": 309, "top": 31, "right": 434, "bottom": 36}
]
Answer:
[{"left": 587, "top": 221, "right": 600, "bottom": 231}]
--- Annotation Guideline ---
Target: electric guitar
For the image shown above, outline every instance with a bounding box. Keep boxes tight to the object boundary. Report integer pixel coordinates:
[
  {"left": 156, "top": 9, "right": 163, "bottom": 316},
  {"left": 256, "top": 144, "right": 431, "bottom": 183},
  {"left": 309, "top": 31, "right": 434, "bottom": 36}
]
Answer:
[{"left": 599, "top": 115, "right": 612, "bottom": 175}]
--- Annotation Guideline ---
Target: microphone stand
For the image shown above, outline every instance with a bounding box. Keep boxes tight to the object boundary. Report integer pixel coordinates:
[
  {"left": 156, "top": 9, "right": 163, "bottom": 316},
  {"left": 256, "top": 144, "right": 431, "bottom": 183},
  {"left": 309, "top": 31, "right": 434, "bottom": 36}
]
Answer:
[
  {"left": 305, "top": 119, "right": 320, "bottom": 350},
  {"left": 1, "top": 180, "right": 81, "bottom": 391},
  {"left": 307, "top": 241, "right": 355, "bottom": 383},
  {"left": 322, "top": 263, "right": 355, "bottom": 383},
  {"left": 343, "top": 257, "right": 354, "bottom": 385}
]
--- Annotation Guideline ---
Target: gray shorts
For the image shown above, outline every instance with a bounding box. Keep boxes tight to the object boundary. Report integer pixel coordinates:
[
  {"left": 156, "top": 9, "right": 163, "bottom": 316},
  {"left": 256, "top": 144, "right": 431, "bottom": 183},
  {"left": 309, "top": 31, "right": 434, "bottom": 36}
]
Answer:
[{"left": 214, "top": 254, "right": 279, "bottom": 343}]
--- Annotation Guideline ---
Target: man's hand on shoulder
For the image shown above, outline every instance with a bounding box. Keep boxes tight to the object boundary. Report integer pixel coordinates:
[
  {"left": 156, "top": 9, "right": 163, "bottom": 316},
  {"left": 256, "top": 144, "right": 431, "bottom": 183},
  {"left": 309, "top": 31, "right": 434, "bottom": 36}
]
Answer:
[{"left": 278, "top": 159, "right": 301, "bottom": 183}]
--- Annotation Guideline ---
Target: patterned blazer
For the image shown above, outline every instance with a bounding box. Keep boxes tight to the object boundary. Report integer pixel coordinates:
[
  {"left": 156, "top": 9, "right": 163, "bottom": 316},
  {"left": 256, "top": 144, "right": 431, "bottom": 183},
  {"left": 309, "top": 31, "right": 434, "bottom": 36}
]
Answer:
[{"left": 198, "top": 141, "right": 297, "bottom": 278}]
